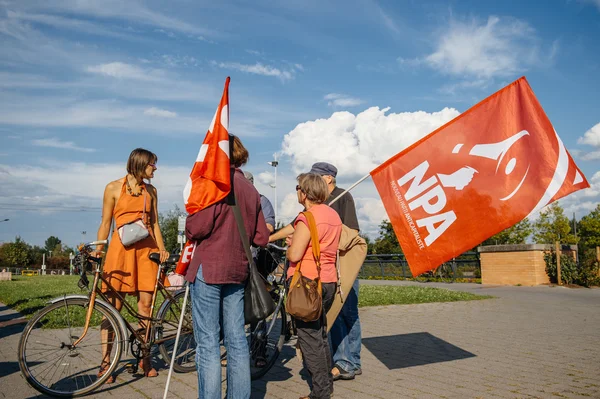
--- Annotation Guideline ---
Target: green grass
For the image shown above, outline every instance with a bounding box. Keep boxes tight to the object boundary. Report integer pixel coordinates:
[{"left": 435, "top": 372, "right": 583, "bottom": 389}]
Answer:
[
  {"left": 0, "top": 276, "right": 492, "bottom": 325},
  {"left": 0, "top": 275, "right": 164, "bottom": 325},
  {"left": 358, "top": 285, "right": 492, "bottom": 307}
]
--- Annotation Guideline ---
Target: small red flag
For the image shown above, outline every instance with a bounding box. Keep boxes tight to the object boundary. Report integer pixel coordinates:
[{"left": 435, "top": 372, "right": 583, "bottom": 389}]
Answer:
[{"left": 371, "top": 77, "right": 589, "bottom": 276}]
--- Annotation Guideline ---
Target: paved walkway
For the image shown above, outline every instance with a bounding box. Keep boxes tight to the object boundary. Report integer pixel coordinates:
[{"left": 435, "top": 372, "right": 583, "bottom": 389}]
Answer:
[{"left": 1, "top": 281, "right": 599, "bottom": 398}]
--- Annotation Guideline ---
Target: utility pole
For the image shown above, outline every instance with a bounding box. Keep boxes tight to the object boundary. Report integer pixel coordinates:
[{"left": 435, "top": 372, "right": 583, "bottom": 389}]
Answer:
[{"left": 267, "top": 157, "right": 279, "bottom": 225}]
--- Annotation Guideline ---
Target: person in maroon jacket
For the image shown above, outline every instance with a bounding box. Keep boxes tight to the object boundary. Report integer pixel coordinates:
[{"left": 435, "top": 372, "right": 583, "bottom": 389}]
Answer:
[{"left": 184, "top": 135, "right": 270, "bottom": 399}]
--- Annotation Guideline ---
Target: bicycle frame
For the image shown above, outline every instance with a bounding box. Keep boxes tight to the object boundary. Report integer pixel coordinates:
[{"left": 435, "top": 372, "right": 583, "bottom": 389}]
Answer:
[{"left": 71, "top": 247, "right": 187, "bottom": 352}]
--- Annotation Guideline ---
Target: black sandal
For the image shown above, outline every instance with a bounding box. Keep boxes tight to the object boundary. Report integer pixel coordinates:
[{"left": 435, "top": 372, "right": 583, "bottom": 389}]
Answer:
[
  {"left": 97, "top": 363, "right": 115, "bottom": 384},
  {"left": 331, "top": 364, "right": 355, "bottom": 381}
]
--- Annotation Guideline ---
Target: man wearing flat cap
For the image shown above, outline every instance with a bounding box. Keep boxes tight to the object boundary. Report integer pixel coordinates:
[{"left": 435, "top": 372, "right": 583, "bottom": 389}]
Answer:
[{"left": 269, "top": 161, "right": 363, "bottom": 381}]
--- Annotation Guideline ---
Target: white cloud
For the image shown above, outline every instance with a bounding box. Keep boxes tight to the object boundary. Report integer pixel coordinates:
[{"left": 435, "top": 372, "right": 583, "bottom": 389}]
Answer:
[
  {"left": 581, "top": 151, "right": 600, "bottom": 161},
  {"left": 0, "top": 161, "right": 190, "bottom": 213},
  {"left": 257, "top": 172, "right": 275, "bottom": 186},
  {"left": 280, "top": 106, "right": 460, "bottom": 178},
  {"left": 0, "top": 96, "right": 205, "bottom": 134},
  {"left": 556, "top": 171, "right": 600, "bottom": 217},
  {"left": 324, "top": 93, "right": 365, "bottom": 108},
  {"left": 144, "top": 107, "right": 178, "bottom": 118},
  {"left": 425, "top": 16, "right": 542, "bottom": 79},
  {"left": 13, "top": 0, "right": 216, "bottom": 37},
  {"left": 211, "top": 61, "right": 298, "bottom": 82},
  {"left": 6, "top": 10, "right": 135, "bottom": 40},
  {"left": 161, "top": 54, "right": 199, "bottom": 68},
  {"left": 86, "top": 62, "right": 163, "bottom": 81},
  {"left": 578, "top": 0, "right": 600, "bottom": 11},
  {"left": 397, "top": 57, "right": 423, "bottom": 68},
  {"left": 376, "top": 5, "right": 400, "bottom": 35},
  {"left": 437, "top": 79, "right": 490, "bottom": 95},
  {"left": 577, "top": 122, "right": 600, "bottom": 147},
  {"left": 31, "top": 137, "right": 95, "bottom": 153},
  {"left": 278, "top": 192, "right": 303, "bottom": 225},
  {"left": 355, "top": 197, "right": 387, "bottom": 238}
]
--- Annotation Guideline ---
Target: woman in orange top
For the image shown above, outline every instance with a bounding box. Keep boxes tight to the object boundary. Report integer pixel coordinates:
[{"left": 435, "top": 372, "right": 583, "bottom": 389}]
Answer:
[{"left": 94, "top": 148, "right": 169, "bottom": 382}]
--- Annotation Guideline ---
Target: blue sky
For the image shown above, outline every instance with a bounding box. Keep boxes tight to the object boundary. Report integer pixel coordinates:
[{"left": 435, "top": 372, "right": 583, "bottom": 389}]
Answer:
[{"left": 0, "top": 0, "right": 599, "bottom": 248}]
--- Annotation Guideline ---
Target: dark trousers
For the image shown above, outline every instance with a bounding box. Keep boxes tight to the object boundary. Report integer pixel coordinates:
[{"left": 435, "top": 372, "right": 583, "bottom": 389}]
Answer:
[{"left": 294, "top": 282, "right": 336, "bottom": 399}]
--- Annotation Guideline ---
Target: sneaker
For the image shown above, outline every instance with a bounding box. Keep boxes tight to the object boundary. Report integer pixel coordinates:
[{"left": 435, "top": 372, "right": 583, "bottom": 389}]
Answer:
[
  {"left": 332, "top": 365, "right": 355, "bottom": 381},
  {"left": 354, "top": 368, "right": 362, "bottom": 376}
]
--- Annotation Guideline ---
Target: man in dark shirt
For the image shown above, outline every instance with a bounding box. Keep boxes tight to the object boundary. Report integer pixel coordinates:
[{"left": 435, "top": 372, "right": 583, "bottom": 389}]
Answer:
[{"left": 269, "top": 162, "right": 363, "bottom": 381}]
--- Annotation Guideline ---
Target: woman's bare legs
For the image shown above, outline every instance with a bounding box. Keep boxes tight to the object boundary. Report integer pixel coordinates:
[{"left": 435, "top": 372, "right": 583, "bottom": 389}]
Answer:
[
  {"left": 99, "top": 291, "right": 124, "bottom": 382},
  {"left": 137, "top": 291, "right": 158, "bottom": 377}
]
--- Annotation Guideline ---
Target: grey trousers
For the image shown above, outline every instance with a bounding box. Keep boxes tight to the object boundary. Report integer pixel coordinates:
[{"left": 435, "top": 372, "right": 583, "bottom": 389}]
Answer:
[{"left": 294, "top": 282, "right": 336, "bottom": 399}]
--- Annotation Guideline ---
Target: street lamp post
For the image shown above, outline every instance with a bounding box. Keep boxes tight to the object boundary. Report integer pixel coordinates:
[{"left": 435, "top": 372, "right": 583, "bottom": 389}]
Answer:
[{"left": 267, "top": 159, "right": 278, "bottom": 226}]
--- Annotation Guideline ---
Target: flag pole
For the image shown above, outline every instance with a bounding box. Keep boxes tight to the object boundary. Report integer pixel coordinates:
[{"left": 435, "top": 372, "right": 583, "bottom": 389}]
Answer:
[
  {"left": 163, "top": 283, "right": 190, "bottom": 399},
  {"left": 327, "top": 173, "right": 371, "bottom": 206}
]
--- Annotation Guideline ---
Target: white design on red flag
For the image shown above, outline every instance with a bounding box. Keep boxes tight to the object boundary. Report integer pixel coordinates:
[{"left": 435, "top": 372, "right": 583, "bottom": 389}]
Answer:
[{"left": 370, "top": 77, "right": 590, "bottom": 277}]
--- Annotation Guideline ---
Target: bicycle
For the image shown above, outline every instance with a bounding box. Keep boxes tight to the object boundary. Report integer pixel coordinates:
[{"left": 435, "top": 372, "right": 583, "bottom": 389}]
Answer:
[
  {"left": 247, "top": 243, "right": 295, "bottom": 380},
  {"left": 17, "top": 240, "right": 196, "bottom": 397}
]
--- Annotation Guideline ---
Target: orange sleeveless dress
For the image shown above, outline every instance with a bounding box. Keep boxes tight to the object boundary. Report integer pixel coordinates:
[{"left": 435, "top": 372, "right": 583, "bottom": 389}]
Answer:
[{"left": 102, "top": 179, "right": 160, "bottom": 293}]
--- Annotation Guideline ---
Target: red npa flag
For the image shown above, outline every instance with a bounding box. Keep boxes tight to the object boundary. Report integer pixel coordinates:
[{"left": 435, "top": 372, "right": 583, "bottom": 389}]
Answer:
[
  {"left": 176, "top": 77, "right": 231, "bottom": 275},
  {"left": 371, "top": 77, "right": 589, "bottom": 276}
]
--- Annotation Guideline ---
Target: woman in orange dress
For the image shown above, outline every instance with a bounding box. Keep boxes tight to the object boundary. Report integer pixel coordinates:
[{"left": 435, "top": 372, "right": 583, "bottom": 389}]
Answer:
[{"left": 94, "top": 148, "right": 169, "bottom": 382}]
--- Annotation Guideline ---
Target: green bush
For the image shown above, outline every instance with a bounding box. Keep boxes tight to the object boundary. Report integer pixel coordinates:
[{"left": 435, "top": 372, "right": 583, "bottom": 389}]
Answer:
[
  {"left": 544, "top": 252, "right": 579, "bottom": 285},
  {"left": 577, "top": 249, "right": 600, "bottom": 287},
  {"left": 544, "top": 250, "right": 600, "bottom": 287}
]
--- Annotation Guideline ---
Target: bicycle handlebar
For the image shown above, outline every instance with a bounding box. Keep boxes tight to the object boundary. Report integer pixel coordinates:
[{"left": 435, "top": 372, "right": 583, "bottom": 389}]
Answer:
[
  {"left": 86, "top": 240, "right": 108, "bottom": 247},
  {"left": 267, "top": 243, "right": 287, "bottom": 252}
]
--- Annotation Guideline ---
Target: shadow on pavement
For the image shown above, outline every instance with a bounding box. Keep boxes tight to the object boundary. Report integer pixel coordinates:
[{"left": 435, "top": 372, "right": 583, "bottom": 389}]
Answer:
[
  {"left": 0, "top": 312, "right": 24, "bottom": 323},
  {"left": 251, "top": 344, "right": 296, "bottom": 399},
  {"left": 0, "top": 361, "right": 23, "bottom": 379},
  {"left": 0, "top": 322, "right": 25, "bottom": 340},
  {"left": 362, "top": 332, "right": 475, "bottom": 369}
]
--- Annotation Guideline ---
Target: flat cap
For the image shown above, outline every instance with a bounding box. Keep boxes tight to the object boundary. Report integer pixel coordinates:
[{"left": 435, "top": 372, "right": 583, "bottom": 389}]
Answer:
[{"left": 309, "top": 162, "right": 337, "bottom": 177}]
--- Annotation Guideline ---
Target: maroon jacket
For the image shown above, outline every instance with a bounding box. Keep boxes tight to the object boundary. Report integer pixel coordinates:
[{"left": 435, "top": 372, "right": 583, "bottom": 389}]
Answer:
[{"left": 184, "top": 169, "right": 270, "bottom": 284}]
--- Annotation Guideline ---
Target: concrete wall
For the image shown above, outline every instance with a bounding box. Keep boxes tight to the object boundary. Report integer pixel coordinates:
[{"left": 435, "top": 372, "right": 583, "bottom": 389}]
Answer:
[{"left": 478, "top": 244, "right": 577, "bottom": 286}]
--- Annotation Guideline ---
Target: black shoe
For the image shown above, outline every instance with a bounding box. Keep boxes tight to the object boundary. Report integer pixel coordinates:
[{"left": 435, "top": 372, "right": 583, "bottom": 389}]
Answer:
[
  {"left": 332, "top": 365, "right": 355, "bottom": 381},
  {"left": 354, "top": 368, "right": 362, "bottom": 376}
]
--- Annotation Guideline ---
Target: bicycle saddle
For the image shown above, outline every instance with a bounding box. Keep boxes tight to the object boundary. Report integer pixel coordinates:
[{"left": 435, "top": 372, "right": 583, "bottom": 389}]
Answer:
[{"left": 148, "top": 252, "right": 180, "bottom": 265}]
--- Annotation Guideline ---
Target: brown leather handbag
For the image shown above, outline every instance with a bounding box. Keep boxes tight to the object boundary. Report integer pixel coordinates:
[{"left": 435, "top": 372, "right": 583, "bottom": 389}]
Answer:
[{"left": 286, "top": 211, "right": 323, "bottom": 323}]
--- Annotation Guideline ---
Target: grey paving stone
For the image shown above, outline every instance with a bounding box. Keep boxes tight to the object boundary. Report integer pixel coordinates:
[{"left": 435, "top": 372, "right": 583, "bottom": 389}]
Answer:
[{"left": 2, "top": 281, "right": 600, "bottom": 398}]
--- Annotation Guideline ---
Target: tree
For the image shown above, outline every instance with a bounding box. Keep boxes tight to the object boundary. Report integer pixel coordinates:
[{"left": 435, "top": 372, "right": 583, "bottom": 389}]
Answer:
[
  {"left": 533, "top": 202, "right": 578, "bottom": 245},
  {"left": 158, "top": 205, "right": 186, "bottom": 254},
  {"left": 0, "top": 236, "right": 32, "bottom": 267},
  {"left": 28, "top": 245, "right": 46, "bottom": 268},
  {"left": 578, "top": 204, "right": 600, "bottom": 250},
  {"left": 359, "top": 233, "right": 372, "bottom": 254},
  {"left": 371, "top": 220, "right": 402, "bottom": 254},
  {"left": 482, "top": 218, "right": 533, "bottom": 245},
  {"left": 45, "top": 236, "right": 62, "bottom": 253}
]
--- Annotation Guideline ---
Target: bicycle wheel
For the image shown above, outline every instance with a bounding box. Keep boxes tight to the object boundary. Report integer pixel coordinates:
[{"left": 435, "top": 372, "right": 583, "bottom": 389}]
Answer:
[
  {"left": 249, "top": 304, "right": 286, "bottom": 380},
  {"left": 437, "top": 263, "right": 454, "bottom": 283},
  {"left": 18, "top": 298, "right": 123, "bottom": 397},
  {"left": 157, "top": 289, "right": 196, "bottom": 373}
]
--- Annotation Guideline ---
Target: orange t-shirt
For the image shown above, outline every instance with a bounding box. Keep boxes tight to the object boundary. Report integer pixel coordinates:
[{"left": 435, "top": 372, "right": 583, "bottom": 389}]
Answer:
[{"left": 287, "top": 204, "right": 342, "bottom": 283}]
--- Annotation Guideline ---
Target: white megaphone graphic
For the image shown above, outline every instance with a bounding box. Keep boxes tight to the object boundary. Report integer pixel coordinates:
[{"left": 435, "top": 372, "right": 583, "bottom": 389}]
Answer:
[{"left": 449, "top": 130, "right": 531, "bottom": 201}]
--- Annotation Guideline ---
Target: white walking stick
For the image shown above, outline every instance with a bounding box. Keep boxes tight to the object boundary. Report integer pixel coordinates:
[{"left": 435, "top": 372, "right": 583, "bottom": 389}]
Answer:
[{"left": 163, "top": 282, "right": 190, "bottom": 399}]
